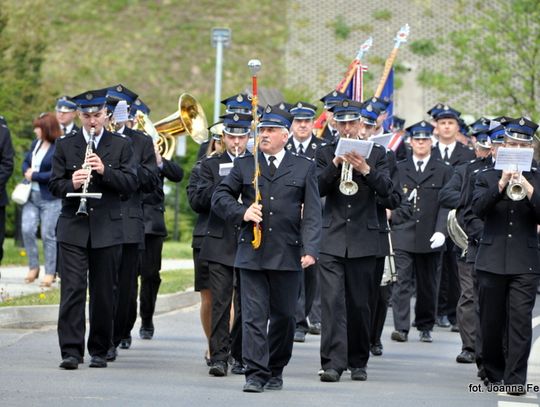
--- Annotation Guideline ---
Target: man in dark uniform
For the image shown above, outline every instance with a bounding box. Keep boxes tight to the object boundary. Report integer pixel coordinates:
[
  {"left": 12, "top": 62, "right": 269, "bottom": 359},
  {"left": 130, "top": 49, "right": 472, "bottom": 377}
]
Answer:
[
  {"left": 431, "top": 105, "right": 475, "bottom": 331},
  {"left": 390, "top": 121, "right": 453, "bottom": 344},
  {"left": 439, "top": 117, "right": 493, "bottom": 364},
  {"left": 317, "top": 100, "right": 393, "bottom": 382},
  {"left": 284, "top": 101, "right": 325, "bottom": 343},
  {"left": 127, "top": 96, "right": 184, "bottom": 341},
  {"left": 195, "top": 113, "right": 251, "bottom": 377},
  {"left": 472, "top": 117, "right": 540, "bottom": 395},
  {"left": 212, "top": 105, "right": 321, "bottom": 392},
  {"left": 318, "top": 90, "right": 347, "bottom": 143},
  {"left": 365, "top": 100, "right": 402, "bottom": 357},
  {"left": 50, "top": 89, "right": 137, "bottom": 369},
  {"left": 105, "top": 85, "right": 159, "bottom": 357},
  {"left": 0, "top": 115, "right": 14, "bottom": 264},
  {"left": 55, "top": 96, "right": 79, "bottom": 136}
]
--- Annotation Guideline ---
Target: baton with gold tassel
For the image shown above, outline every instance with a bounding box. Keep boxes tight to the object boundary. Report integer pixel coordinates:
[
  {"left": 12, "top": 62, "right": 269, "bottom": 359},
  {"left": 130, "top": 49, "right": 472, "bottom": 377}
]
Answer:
[{"left": 248, "top": 59, "right": 262, "bottom": 249}]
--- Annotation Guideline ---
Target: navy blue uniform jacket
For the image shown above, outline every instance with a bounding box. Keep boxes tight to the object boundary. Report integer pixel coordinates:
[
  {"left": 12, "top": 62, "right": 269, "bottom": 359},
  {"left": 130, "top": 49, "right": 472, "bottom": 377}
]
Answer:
[{"left": 212, "top": 150, "right": 322, "bottom": 271}]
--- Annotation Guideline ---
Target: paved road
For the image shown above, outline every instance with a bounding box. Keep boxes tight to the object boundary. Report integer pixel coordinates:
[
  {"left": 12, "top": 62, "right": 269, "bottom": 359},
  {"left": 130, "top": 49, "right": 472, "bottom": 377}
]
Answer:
[{"left": 1, "top": 301, "right": 539, "bottom": 406}]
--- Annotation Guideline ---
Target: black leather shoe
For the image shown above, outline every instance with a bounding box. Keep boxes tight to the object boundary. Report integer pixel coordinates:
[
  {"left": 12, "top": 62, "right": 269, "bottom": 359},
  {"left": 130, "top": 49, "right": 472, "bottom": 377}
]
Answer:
[
  {"left": 209, "top": 360, "right": 228, "bottom": 377},
  {"left": 350, "top": 367, "right": 367, "bottom": 381},
  {"left": 243, "top": 379, "right": 264, "bottom": 393},
  {"left": 106, "top": 346, "right": 117, "bottom": 362},
  {"left": 436, "top": 315, "right": 451, "bottom": 328},
  {"left": 320, "top": 369, "right": 340, "bottom": 382},
  {"left": 477, "top": 366, "right": 487, "bottom": 380},
  {"left": 456, "top": 350, "right": 475, "bottom": 363},
  {"left": 119, "top": 337, "right": 131, "bottom": 349},
  {"left": 59, "top": 356, "right": 79, "bottom": 370},
  {"left": 390, "top": 330, "right": 408, "bottom": 342},
  {"left": 294, "top": 330, "right": 306, "bottom": 343},
  {"left": 231, "top": 359, "right": 246, "bottom": 375},
  {"left": 89, "top": 356, "right": 107, "bottom": 368},
  {"left": 370, "top": 343, "right": 383, "bottom": 356},
  {"left": 309, "top": 322, "right": 321, "bottom": 335},
  {"left": 419, "top": 330, "right": 433, "bottom": 343},
  {"left": 139, "top": 326, "right": 154, "bottom": 340},
  {"left": 264, "top": 376, "right": 283, "bottom": 390}
]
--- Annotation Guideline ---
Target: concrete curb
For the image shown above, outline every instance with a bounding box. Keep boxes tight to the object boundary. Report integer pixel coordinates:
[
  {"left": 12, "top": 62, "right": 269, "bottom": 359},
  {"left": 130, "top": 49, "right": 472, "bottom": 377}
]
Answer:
[{"left": 0, "top": 289, "right": 200, "bottom": 329}]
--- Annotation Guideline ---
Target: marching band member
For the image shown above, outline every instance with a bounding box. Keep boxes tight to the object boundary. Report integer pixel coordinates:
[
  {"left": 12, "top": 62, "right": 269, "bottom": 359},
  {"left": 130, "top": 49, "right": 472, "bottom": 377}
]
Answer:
[
  {"left": 317, "top": 100, "right": 392, "bottom": 382},
  {"left": 431, "top": 105, "right": 475, "bottom": 331},
  {"left": 212, "top": 105, "right": 321, "bottom": 392},
  {"left": 284, "top": 101, "right": 325, "bottom": 343},
  {"left": 106, "top": 85, "right": 159, "bottom": 357},
  {"left": 51, "top": 89, "right": 137, "bottom": 369},
  {"left": 472, "top": 117, "right": 540, "bottom": 395},
  {"left": 196, "top": 113, "right": 251, "bottom": 377},
  {"left": 390, "top": 121, "right": 452, "bottom": 344}
]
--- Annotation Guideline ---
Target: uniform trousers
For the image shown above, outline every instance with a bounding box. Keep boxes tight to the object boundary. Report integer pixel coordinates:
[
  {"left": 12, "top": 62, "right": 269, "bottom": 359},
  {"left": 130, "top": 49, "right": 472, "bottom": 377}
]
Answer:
[
  {"left": 209, "top": 262, "right": 242, "bottom": 363},
  {"left": 456, "top": 258, "right": 476, "bottom": 352},
  {"left": 294, "top": 263, "right": 318, "bottom": 333},
  {"left": 113, "top": 243, "right": 140, "bottom": 346},
  {"left": 57, "top": 242, "right": 121, "bottom": 360},
  {"left": 139, "top": 235, "right": 164, "bottom": 326},
  {"left": 392, "top": 250, "right": 440, "bottom": 332},
  {"left": 240, "top": 268, "right": 301, "bottom": 385},
  {"left": 370, "top": 257, "right": 391, "bottom": 346},
  {"left": 477, "top": 269, "right": 539, "bottom": 385},
  {"left": 319, "top": 254, "right": 378, "bottom": 374},
  {"left": 437, "top": 240, "right": 460, "bottom": 324},
  {"left": 0, "top": 205, "right": 5, "bottom": 263},
  {"left": 125, "top": 234, "right": 164, "bottom": 334}
]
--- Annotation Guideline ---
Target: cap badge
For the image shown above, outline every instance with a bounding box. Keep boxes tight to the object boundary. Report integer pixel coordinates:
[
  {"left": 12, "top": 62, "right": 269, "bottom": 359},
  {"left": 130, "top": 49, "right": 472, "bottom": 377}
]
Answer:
[
  {"left": 366, "top": 104, "right": 373, "bottom": 112},
  {"left": 85, "top": 93, "right": 93, "bottom": 100},
  {"left": 519, "top": 118, "right": 525, "bottom": 126},
  {"left": 298, "top": 102, "right": 303, "bottom": 108},
  {"left": 421, "top": 121, "right": 426, "bottom": 126},
  {"left": 332, "top": 91, "right": 338, "bottom": 97},
  {"left": 265, "top": 106, "right": 272, "bottom": 113},
  {"left": 342, "top": 100, "right": 349, "bottom": 107},
  {"left": 443, "top": 105, "right": 449, "bottom": 110},
  {"left": 116, "top": 85, "right": 123, "bottom": 92},
  {"left": 233, "top": 114, "right": 239, "bottom": 122},
  {"left": 279, "top": 103, "right": 285, "bottom": 110},
  {"left": 236, "top": 95, "right": 243, "bottom": 102}
]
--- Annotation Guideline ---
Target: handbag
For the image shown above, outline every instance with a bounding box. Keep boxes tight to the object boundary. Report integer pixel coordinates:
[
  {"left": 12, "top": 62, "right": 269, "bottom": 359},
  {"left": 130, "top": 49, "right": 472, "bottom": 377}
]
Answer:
[
  {"left": 11, "top": 139, "right": 42, "bottom": 205},
  {"left": 11, "top": 181, "right": 31, "bottom": 205}
]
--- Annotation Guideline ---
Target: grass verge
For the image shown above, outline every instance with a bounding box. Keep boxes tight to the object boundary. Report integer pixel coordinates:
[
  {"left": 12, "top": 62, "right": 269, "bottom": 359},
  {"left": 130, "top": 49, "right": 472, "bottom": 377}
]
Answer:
[{"left": 0, "top": 269, "right": 193, "bottom": 307}]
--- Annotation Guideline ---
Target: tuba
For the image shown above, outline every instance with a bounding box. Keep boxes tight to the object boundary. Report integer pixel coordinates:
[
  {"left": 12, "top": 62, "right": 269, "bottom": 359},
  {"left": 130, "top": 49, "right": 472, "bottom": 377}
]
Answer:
[
  {"left": 447, "top": 209, "right": 468, "bottom": 256},
  {"left": 135, "top": 93, "right": 209, "bottom": 160},
  {"left": 154, "top": 93, "right": 209, "bottom": 159}
]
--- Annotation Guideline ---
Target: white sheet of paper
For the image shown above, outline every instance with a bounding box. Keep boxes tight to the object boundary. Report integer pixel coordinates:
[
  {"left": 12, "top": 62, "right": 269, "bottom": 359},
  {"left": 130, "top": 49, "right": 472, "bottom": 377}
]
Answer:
[
  {"left": 219, "top": 162, "right": 234, "bottom": 176},
  {"left": 369, "top": 133, "right": 393, "bottom": 149},
  {"left": 494, "top": 147, "right": 534, "bottom": 172},
  {"left": 335, "top": 138, "right": 374, "bottom": 158}
]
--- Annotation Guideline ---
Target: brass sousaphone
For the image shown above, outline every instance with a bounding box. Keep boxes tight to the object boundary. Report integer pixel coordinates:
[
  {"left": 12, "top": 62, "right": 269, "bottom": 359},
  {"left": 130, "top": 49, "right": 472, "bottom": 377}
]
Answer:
[{"left": 136, "top": 93, "right": 208, "bottom": 160}]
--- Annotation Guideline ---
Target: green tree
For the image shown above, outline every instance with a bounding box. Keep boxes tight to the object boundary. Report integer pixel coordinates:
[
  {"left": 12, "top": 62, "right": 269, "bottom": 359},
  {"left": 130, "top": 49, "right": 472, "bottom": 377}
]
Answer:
[
  {"left": 0, "top": 2, "right": 50, "bottom": 237},
  {"left": 418, "top": 0, "right": 540, "bottom": 121}
]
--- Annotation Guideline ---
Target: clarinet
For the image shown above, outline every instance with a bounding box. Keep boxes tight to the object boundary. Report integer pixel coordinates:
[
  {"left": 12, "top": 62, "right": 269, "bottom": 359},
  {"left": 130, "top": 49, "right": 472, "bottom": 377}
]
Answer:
[{"left": 66, "top": 127, "right": 102, "bottom": 215}]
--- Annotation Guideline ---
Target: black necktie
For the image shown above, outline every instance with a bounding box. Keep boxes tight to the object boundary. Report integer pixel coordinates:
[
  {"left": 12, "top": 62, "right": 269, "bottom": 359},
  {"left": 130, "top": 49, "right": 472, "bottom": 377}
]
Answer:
[
  {"left": 443, "top": 147, "right": 449, "bottom": 162},
  {"left": 417, "top": 160, "right": 424, "bottom": 173},
  {"left": 63, "top": 127, "right": 68, "bottom": 135},
  {"left": 268, "top": 156, "right": 277, "bottom": 177},
  {"left": 297, "top": 144, "right": 304, "bottom": 156}
]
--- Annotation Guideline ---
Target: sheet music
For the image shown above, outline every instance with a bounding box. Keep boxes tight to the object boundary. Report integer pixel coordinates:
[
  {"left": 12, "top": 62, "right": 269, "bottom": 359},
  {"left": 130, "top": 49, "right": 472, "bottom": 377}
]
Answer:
[
  {"left": 335, "top": 138, "right": 374, "bottom": 159},
  {"left": 494, "top": 147, "right": 534, "bottom": 172},
  {"left": 369, "top": 133, "right": 393, "bottom": 149}
]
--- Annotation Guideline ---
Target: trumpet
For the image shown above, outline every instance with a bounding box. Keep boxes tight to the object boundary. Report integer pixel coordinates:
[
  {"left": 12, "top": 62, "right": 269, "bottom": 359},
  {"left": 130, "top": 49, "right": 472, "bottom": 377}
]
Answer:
[
  {"left": 339, "top": 134, "right": 358, "bottom": 195},
  {"left": 506, "top": 170, "right": 527, "bottom": 201},
  {"left": 66, "top": 127, "right": 102, "bottom": 216}
]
